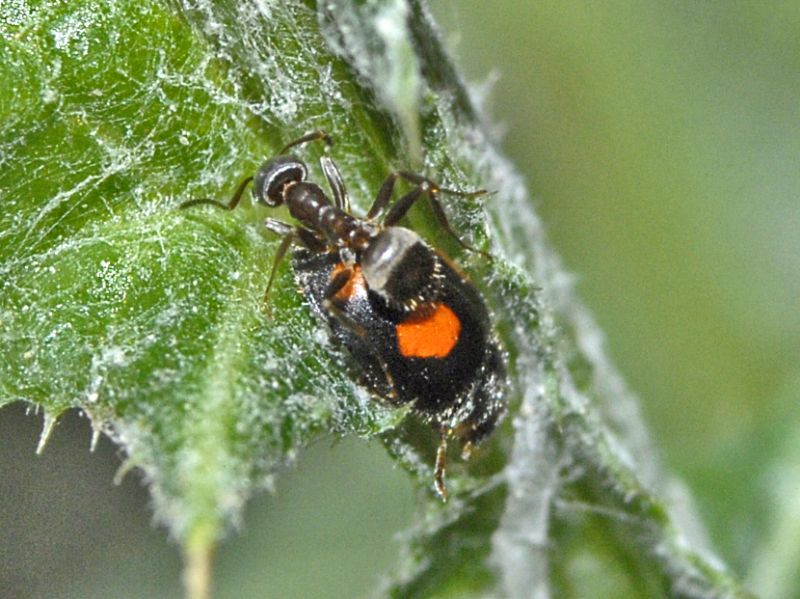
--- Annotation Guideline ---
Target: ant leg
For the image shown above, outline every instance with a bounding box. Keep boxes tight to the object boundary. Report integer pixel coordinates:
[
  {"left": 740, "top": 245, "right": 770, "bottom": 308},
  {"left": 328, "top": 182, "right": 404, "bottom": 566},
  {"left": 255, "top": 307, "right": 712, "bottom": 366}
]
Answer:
[
  {"left": 426, "top": 190, "right": 493, "bottom": 261},
  {"left": 263, "top": 220, "right": 326, "bottom": 312},
  {"left": 381, "top": 185, "right": 423, "bottom": 226},
  {"left": 366, "top": 171, "right": 402, "bottom": 220},
  {"left": 264, "top": 217, "right": 294, "bottom": 237},
  {"left": 369, "top": 171, "right": 448, "bottom": 221},
  {"left": 379, "top": 172, "right": 491, "bottom": 260},
  {"left": 434, "top": 428, "right": 450, "bottom": 501},
  {"left": 262, "top": 229, "right": 296, "bottom": 313},
  {"left": 295, "top": 227, "right": 327, "bottom": 253},
  {"left": 280, "top": 130, "right": 332, "bottom": 154},
  {"left": 320, "top": 155, "right": 350, "bottom": 212},
  {"left": 266, "top": 219, "right": 324, "bottom": 253},
  {"left": 179, "top": 176, "right": 254, "bottom": 211}
]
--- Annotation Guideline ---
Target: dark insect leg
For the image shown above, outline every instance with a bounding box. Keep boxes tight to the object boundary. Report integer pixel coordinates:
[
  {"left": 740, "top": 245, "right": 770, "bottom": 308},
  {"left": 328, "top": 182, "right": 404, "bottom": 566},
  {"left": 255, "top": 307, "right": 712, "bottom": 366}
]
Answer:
[
  {"left": 321, "top": 269, "right": 369, "bottom": 340},
  {"left": 366, "top": 172, "right": 402, "bottom": 220},
  {"left": 320, "top": 155, "right": 350, "bottom": 212},
  {"left": 322, "top": 296, "right": 371, "bottom": 342},
  {"left": 264, "top": 217, "right": 294, "bottom": 237},
  {"left": 280, "top": 130, "right": 332, "bottom": 154},
  {"left": 370, "top": 171, "right": 492, "bottom": 260},
  {"left": 262, "top": 221, "right": 325, "bottom": 313},
  {"left": 295, "top": 227, "right": 327, "bottom": 253},
  {"left": 381, "top": 186, "right": 423, "bottom": 227},
  {"left": 368, "top": 170, "right": 435, "bottom": 221},
  {"left": 324, "top": 266, "right": 354, "bottom": 299},
  {"left": 426, "top": 191, "right": 493, "bottom": 261},
  {"left": 179, "top": 176, "right": 254, "bottom": 211},
  {"left": 261, "top": 230, "right": 296, "bottom": 313},
  {"left": 434, "top": 429, "right": 450, "bottom": 501}
]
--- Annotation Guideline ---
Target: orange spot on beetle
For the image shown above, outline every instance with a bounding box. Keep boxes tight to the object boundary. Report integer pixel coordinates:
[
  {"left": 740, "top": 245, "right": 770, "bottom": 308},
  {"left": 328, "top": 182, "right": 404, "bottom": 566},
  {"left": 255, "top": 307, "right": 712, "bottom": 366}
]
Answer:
[{"left": 396, "top": 303, "right": 461, "bottom": 358}]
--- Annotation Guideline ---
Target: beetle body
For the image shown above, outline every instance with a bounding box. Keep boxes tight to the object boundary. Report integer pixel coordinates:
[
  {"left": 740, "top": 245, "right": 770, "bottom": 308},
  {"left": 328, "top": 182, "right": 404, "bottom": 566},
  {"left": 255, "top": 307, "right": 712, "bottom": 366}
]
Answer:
[{"left": 293, "top": 244, "right": 505, "bottom": 451}]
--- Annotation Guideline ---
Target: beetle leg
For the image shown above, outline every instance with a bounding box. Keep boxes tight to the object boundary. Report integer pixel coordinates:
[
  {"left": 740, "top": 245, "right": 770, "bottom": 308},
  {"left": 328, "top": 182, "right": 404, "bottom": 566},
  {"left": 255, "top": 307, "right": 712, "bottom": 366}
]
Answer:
[
  {"left": 434, "top": 428, "right": 450, "bottom": 501},
  {"left": 322, "top": 275, "right": 399, "bottom": 402}
]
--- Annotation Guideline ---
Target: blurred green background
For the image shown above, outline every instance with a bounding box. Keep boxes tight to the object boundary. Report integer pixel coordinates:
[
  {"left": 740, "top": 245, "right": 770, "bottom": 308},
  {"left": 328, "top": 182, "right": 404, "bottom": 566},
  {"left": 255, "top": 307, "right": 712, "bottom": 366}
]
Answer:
[{"left": 2, "top": 1, "right": 798, "bottom": 597}]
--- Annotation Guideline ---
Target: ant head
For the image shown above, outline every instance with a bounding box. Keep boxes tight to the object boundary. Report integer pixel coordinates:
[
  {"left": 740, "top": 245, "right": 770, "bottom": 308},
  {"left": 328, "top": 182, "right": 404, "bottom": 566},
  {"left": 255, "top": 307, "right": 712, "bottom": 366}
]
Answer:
[{"left": 253, "top": 156, "right": 307, "bottom": 207}]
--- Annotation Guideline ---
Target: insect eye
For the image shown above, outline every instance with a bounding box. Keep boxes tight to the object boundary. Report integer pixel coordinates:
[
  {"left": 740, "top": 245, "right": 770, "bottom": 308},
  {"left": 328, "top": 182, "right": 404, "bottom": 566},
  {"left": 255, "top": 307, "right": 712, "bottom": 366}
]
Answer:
[{"left": 253, "top": 156, "right": 307, "bottom": 207}]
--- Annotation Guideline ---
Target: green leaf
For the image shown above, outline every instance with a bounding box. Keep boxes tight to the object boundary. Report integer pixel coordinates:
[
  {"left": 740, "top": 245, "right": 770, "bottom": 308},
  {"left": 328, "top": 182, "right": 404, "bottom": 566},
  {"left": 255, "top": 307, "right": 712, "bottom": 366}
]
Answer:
[
  {"left": 0, "top": 0, "right": 754, "bottom": 597},
  {"left": 0, "top": 0, "right": 400, "bottom": 588}
]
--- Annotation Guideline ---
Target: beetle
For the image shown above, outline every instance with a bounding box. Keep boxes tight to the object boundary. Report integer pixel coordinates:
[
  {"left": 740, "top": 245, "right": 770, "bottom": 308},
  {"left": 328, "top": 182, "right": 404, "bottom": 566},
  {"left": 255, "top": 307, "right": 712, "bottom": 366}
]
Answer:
[{"left": 181, "top": 131, "right": 506, "bottom": 499}]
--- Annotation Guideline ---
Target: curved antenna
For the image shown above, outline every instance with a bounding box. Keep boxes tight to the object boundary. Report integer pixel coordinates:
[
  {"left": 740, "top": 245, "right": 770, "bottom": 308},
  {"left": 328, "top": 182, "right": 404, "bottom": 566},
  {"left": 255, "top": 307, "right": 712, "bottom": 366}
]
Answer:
[
  {"left": 279, "top": 130, "right": 332, "bottom": 154},
  {"left": 179, "top": 176, "right": 254, "bottom": 211}
]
